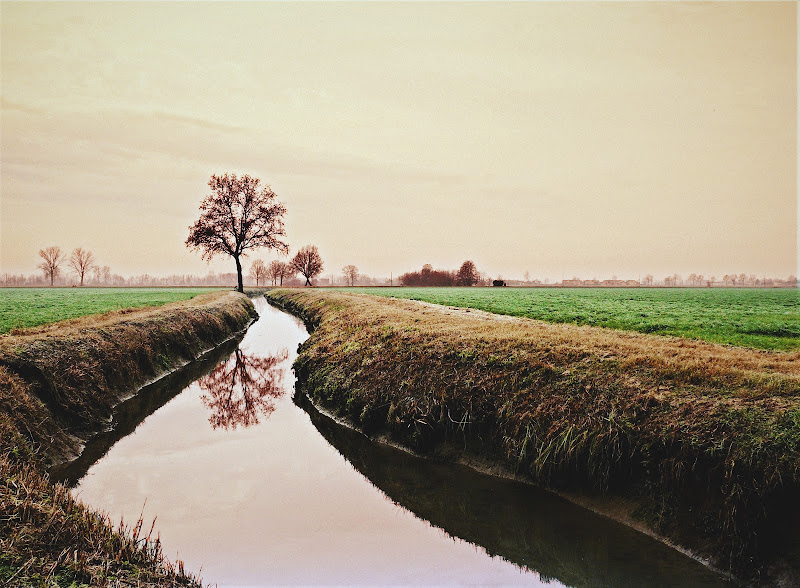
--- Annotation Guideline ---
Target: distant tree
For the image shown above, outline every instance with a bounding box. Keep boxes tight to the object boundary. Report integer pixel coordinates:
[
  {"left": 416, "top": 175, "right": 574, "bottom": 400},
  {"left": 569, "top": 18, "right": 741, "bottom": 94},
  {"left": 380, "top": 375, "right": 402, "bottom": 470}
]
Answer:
[
  {"left": 399, "top": 264, "right": 455, "bottom": 286},
  {"left": 186, "top": 173, "right": 288, "bottom": 293},
  {"left": 267, "top": 260, "right": 283, "bottom": 286},
  {"left": 455, "top": 260, "right": 479, "bottom": 286},
  {"left": 278, "top": 262, "right": 295, "bottom": 285},
  {"left": 68, "top": 247, "right": 96, "bottom": 286},
  {"left": 249, "top": 259, "right": 268, "bottom": 287},
  {"left": 38, "top": 246, "right": 64, "bottom": 286},
  {"left": 739, "top": 273, "right": 748, "bottom": 287},
  {"left": 523, "top": 270, "right": 530, "bottom": 283},
  {"left": 267, "top": 260, "right": 293, "bottom": 286},
  {"left": 291, "top": 245, "right": 324, "bottom": 286},
  {"left": 342, "top": 265, "right": 359, "bottom": 287}
]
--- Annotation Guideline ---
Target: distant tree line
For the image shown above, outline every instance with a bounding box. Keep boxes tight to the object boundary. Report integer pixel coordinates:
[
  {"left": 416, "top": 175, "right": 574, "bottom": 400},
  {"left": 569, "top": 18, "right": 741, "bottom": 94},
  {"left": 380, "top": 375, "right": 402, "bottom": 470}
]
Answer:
[
  {"left": 399, "top": 261, "right": 484, "bottom": 287},
  {"left": 560, "top": 274, "right": 797, "bottom": 288}
]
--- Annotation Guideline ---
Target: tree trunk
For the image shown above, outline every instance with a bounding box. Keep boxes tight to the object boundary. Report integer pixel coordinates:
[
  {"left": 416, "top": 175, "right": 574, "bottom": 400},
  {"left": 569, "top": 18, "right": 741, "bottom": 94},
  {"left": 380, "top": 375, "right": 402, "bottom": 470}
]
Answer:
[
  {"left": 305, "top": 276, "right": 311, "bottom": 286},
  {"left": 235, "top": 256, "right": 243, "bottom": 293}
]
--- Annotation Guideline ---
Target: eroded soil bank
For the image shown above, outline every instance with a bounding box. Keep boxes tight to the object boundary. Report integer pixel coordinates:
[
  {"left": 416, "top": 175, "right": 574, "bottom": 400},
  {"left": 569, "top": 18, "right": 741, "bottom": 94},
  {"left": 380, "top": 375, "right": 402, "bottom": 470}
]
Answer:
[
  {"left": 267, "top": 288, "right": 800, "bottom": 586},
  {"left": 0, "top": 290, "right": 256, "bottom": 586}
]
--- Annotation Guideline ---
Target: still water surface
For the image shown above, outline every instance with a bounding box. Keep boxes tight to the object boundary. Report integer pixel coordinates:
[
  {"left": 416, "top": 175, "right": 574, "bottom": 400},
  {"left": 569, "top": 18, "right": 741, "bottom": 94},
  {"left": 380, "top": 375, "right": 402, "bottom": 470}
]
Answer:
[{"left": 66, "top": 298, "right": 729, "bottom": 587}]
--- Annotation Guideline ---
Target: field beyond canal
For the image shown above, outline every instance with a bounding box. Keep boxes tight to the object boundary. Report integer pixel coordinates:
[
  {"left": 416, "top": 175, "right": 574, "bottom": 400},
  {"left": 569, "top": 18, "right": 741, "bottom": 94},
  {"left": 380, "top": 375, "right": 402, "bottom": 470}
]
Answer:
[
  {"left": 0, "top": 287, "right": 225, "bottom": 334},
  {"left": 347, "top": 287, "right": 800, "bottom": 351},
  {"left": 268, "top": 288, "right": 800, "bottom": 584}
]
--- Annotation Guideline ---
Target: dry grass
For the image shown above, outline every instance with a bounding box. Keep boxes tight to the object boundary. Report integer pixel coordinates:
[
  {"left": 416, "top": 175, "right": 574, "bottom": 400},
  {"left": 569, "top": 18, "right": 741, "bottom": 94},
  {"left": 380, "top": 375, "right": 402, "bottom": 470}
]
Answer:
[
  {"left": 268, "top": 288, "right": 800, "bottom": 580},
  {"left": 0, "top": 290, "right": 257, "bottom": 586},
  {"left": 0, "top": 435, "right": 200, "bottom": 587}
]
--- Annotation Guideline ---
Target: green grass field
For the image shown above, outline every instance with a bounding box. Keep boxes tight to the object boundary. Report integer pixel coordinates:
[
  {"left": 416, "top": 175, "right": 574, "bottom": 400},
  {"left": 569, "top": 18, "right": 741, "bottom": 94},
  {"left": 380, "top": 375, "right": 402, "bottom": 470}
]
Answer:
[
  {"left": 346, "top": 287, "right": 800, "bottom": 351},
  {"left": 0, "top": 287, "right": 223, "bottom": 334}
]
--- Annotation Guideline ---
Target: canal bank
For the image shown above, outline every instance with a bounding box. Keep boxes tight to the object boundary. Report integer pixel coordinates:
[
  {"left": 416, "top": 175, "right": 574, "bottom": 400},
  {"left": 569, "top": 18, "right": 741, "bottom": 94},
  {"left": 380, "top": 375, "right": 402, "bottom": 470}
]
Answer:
[
  {"left": 267, "top": 288, "right": 800, "bottom": 585},
  {"left": 0, "top": 290, "right": 255, "bottom": 586},
  {"left": 66, "top": 297, "right": 729, "bottom": 587}
]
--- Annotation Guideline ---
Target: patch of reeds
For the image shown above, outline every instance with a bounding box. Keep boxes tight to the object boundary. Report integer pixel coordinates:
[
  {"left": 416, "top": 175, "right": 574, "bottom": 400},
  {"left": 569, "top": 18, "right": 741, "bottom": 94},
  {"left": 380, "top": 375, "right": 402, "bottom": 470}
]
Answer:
[
  {"left": 267, "top": 288, "right": 800, "bottom": 582},
  {"left": 0, "top": 419, "right": 200, "bottom": 586},
  {"left": 0, "top": 290, "right": 257, "bottom": 586}
]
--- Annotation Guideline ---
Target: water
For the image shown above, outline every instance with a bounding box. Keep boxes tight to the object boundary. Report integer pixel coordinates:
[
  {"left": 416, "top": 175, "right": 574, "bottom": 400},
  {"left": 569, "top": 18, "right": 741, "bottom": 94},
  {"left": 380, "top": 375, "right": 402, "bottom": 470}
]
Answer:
[{"left": 63, "top": 298, "right": 730, "bottom": 587}]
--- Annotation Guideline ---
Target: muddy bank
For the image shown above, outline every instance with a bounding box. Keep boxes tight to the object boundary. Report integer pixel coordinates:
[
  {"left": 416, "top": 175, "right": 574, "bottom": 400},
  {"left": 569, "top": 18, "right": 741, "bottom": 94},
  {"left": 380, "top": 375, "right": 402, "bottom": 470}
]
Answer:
[
  {"left": 0, "top": 290, "right": 256, "bottom": 586},
  {"left": 267, "top": 288, "right": 800, "bottom": 586}
]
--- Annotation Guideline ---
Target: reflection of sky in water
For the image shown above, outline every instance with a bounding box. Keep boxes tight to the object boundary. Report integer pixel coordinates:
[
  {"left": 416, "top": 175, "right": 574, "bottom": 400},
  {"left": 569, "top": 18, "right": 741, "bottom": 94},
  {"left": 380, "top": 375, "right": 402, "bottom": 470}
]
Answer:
[{"left": 73, "top": 298, "right": 559, "bottom": 587}]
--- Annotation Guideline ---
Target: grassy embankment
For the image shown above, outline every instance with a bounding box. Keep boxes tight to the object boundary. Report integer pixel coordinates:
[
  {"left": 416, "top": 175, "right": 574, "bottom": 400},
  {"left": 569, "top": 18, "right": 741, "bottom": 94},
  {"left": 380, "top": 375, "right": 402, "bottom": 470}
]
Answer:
[
  {"left": 349, "top": 286, "right": 800, "bottom": 351},
  {"left": 268, "top": 288, "right": 800, "bottom": 582},
  {"left": 0, "top": 290, "right": 257, "bottom": 586}
]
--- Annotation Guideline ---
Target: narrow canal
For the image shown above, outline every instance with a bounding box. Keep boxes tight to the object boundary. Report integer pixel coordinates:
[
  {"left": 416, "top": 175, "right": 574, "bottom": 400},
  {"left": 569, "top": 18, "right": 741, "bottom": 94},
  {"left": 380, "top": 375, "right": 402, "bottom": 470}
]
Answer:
[{"left": 61, "top": 297, "right": 731, "bottom": 587}]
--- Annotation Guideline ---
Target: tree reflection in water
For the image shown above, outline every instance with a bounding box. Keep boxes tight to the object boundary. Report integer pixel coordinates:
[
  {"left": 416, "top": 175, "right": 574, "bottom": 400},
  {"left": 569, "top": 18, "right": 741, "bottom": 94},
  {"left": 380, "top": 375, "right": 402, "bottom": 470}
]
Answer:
[{"left": 198, "top": 347, "right": 289, "bottom": 430}]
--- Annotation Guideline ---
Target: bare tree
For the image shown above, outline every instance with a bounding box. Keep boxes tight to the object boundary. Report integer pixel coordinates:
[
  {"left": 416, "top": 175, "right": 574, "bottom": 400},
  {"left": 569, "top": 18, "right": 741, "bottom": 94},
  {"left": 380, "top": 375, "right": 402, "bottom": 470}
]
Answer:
[
  {"left": 267, "top": 260, "right": 283, "bottom": 286},
  {"left": 38, "top": 246, "right": 64, "bottom": 286},
  {"left": 186, "top": 173, "right": 288, "bottom": 293},
  {"left": 279, "top": 263, "right": 296, "bottom": 285},
  {"left": 291, "top": 245, "right": 324, "bottom": 286},
  {"left": 68, "top": 247, "right": 96, "bottom": 286},
  {"left": 342, "top": 264, "right": 359, "bottom": 287},
  {"left": 249, "top": 259, "right": 268, "bottom": 287},
  {"left": 455, "top": 260, "right": 479, "bottom": 286},
  {"left": 268, "top": 260, "right": 294, "bottom": 286}
]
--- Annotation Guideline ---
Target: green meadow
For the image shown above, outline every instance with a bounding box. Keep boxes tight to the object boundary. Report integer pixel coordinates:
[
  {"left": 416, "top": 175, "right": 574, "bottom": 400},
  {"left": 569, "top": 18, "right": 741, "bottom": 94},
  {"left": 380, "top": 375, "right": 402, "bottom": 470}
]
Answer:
[
  {"left": 349, "top": 287, "right": 800, "bottom": 351},
  {"left": 0, "top": 287, "right": 222, "bottom": 334}
]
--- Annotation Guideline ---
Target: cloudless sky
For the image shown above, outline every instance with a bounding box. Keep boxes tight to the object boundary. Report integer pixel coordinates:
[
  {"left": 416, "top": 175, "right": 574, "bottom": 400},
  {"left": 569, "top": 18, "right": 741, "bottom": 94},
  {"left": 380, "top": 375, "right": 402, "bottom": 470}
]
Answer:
[{"left": 1, "top": 2, "right": 796, "bottom": 282}]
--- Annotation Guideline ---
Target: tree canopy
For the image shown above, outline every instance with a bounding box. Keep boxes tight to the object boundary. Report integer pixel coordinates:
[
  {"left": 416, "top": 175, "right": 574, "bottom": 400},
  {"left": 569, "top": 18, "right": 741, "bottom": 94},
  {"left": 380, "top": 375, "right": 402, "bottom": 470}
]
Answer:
[
  {"left": 69, "top": 247, "right": 96, "bottom": 287},
  {"left": 291, "top": 245, "right": 324, "bottom": 286},
  {"left": 456, "top": 260, "right": 479, "bottom": 286},
  {"left": 342, "top": 264, "right": 359, "bottom": 287},
  {"left": 186, "top": 173, "right": 288, "bottom": 292},
  {"left": 249, "top": 259, "right": 268, "bottom": 287},
  {"left": 38, "top": 246, "right": 64, "bottom": 286}
]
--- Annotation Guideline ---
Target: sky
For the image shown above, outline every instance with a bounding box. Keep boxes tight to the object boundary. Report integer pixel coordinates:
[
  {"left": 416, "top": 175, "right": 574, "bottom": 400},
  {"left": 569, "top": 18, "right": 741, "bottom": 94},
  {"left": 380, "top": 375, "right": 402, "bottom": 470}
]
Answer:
[{"left": 1, "top": 1, "right": 797, "bottom": 282}]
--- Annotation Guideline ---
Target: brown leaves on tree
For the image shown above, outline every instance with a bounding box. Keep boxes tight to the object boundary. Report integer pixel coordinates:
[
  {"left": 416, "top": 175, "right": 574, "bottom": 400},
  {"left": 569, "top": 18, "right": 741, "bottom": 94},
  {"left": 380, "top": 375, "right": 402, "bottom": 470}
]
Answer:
[
  {"left": 186, "top": 173, "right": 288, "bottom": 292},
  {"left": 290, "top": 245, "right": 324, "bottom": 286},
  {"left": 198, "top": 347, "right": 289, "bottom": 430}
]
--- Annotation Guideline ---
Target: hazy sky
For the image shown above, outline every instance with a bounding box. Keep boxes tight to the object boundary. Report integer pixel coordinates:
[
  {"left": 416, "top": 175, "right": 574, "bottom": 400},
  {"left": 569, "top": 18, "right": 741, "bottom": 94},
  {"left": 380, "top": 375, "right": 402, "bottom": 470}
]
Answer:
[{"left": 1, "top": 1, "right": 796, "bottom": 281}]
